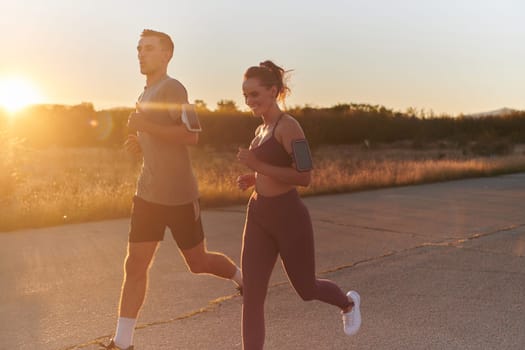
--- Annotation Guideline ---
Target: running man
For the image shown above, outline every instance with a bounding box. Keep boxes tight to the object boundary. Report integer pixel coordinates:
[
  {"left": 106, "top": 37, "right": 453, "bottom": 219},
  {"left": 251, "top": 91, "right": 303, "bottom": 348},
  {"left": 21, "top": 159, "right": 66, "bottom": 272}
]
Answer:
[{"left": 104, "top": 29, "right": 243, "bottom": 350}]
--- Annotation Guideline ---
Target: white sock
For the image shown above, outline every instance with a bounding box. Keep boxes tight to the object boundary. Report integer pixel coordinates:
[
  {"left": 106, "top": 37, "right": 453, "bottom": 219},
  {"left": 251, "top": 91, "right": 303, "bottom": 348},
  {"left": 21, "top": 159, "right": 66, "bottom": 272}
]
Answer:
[
  {"left": 114, "top": 317, "right": 137, "bottom": 349},
  {"left": 231, "top": 267, "right": 243, "bottom": 287}
]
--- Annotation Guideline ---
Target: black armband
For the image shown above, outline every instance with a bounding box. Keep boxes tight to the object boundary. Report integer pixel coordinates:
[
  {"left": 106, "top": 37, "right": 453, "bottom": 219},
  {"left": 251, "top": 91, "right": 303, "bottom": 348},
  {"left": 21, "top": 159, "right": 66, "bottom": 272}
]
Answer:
[
  {"left": 292, "top": 139, "right": 313, "bottom": 172},
  {"left": 181, "top": 104, "right": 202, "bottom": 132}
]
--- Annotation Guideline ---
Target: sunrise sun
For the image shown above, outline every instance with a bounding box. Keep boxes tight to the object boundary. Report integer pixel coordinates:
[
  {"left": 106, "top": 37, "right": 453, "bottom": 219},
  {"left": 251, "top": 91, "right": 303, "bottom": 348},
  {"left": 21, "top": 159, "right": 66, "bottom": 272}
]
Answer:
[{"left": 0, "top": 77, "right": 43, "bottom": 114}]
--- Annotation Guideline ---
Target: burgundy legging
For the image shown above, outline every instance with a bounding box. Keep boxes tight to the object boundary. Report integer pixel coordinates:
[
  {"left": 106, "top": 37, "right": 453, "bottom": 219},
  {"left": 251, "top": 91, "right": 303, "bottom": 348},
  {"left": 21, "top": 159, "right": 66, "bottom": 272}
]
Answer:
[{"left": 241, "top": 189, "right": 351, "bottom": 350}]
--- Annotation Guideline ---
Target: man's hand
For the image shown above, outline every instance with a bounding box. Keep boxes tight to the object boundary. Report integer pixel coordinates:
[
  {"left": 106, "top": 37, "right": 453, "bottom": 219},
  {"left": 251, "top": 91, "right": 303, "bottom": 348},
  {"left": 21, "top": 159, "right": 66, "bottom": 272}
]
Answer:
[
  {"left": 127, "top": 112, "right": 147, "bottom": 133},
  {"left": 124, "top": 134, "right": 142, "bottom": 156}
]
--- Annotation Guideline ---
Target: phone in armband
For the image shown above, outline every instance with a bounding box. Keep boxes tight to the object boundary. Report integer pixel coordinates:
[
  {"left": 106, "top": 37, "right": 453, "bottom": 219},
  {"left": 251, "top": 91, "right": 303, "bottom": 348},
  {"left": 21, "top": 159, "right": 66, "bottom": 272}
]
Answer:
[
  {"left": 292, "top": 139, "right": 313, "bottom": 172},
  {"left": 181, "top": 104, "right": 202, "bottom": 132}
]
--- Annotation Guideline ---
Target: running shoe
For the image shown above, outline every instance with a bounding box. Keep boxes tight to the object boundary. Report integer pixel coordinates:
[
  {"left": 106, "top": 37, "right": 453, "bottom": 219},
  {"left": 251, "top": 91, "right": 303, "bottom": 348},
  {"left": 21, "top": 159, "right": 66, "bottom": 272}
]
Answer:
[
  {"left": 102, "top": 339, "right": 134, "bottom": 350},
  {"left": 342, "top": 290, "right": 361, "bottom": 336}
]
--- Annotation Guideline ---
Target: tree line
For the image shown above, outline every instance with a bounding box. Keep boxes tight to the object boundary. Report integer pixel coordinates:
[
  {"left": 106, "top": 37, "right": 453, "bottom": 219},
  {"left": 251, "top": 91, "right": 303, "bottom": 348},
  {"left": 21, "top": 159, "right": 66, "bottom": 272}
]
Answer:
[{"left": 2, "top": 102, "right": 525, "bottom": 152}]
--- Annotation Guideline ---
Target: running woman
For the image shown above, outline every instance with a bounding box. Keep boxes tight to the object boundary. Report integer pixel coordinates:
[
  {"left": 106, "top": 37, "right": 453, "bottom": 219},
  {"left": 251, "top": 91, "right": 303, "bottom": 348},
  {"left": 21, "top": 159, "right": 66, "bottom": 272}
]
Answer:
[{"left": 236, "top": 60, "right": 361, "bottom": 350}]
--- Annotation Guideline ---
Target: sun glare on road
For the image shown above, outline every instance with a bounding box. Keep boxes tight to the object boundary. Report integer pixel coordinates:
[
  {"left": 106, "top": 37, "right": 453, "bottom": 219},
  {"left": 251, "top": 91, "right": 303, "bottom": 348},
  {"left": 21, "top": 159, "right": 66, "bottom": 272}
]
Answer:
[{"left": 0, "top": 76, "right": 43, "bottom": 114}]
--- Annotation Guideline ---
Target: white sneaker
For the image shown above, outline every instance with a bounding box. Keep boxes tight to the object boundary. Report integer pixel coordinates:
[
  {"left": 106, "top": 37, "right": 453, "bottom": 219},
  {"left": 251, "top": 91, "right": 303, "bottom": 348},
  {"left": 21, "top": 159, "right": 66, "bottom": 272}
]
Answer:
[{"left": 342, "top": 290, "right": 361, "bottom": 336}]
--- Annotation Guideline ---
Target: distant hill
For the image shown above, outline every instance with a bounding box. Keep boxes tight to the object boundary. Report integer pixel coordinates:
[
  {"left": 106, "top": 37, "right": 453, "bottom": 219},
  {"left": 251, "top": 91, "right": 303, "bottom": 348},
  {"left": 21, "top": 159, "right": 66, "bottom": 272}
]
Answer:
[{"left": 465, "top": 107, "right": 518, "bottom": 118}]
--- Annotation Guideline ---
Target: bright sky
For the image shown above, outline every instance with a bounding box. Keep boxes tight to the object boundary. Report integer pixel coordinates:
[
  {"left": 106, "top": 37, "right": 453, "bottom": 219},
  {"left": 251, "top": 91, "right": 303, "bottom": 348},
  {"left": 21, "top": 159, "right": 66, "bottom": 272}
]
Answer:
[{"left": 1, "top": 0, "right": 523, "bottom": 116}]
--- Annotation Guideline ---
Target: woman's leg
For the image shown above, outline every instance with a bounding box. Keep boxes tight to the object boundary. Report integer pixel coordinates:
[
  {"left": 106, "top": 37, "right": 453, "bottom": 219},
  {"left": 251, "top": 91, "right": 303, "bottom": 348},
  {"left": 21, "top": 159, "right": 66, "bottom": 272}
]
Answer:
[
  {"left": 241, "top": 214, "right": 279, "bottom": 350},
  {"left": 278, "top": 202, "right": 351, "bottom": 310}
]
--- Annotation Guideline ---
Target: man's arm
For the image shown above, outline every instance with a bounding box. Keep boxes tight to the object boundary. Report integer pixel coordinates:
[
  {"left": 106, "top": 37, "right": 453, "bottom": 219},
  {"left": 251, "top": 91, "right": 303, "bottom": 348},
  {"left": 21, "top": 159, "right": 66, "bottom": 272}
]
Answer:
[
  {"left": 129, "top": 79, "right": 198, "bottom": 145},
  {"left": 127, "top": 114, "right": 198, "bottom": 145}
]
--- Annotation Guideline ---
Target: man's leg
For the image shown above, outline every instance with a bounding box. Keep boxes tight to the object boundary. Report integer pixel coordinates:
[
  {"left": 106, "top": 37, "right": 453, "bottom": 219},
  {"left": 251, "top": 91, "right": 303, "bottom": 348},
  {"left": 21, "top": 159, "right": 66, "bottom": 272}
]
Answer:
[
  {"left": 113, "top": 241, "right": 159, "bottom": 348},
  {"left": 180, "top": 240, "right": 242, "bottom": 287},
  {"left": 171, "top": 200, "right": 242, "bottom": 288}
]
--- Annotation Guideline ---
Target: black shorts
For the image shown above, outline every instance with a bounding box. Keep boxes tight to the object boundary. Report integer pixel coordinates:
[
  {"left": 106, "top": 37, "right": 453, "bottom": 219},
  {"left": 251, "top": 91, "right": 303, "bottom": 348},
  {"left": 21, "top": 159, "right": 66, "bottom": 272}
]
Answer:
[{"left": 129, "top": 196, "right": 204, "bottom": 249}]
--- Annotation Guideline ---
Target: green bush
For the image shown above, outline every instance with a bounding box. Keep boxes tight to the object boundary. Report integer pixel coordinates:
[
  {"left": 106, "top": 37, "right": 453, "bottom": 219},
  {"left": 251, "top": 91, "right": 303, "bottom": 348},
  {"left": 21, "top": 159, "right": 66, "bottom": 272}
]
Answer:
[{"left": 5, "top": 104, "right": 525, "bottom": 149}]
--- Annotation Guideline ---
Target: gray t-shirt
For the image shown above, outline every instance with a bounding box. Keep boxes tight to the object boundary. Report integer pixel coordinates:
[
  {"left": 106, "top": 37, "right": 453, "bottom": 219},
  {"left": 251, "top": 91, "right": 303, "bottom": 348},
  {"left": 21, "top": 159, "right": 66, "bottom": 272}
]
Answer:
[{"left": 135, "top": 76, "right": 199, "bottom": 205}]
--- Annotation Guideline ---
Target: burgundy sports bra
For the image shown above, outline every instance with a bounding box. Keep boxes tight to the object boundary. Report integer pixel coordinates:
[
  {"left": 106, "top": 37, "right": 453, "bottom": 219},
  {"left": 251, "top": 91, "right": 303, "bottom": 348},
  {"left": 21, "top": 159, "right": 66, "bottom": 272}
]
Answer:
[{"left": 251, "top": 115, "right": 293, "bottom": 167}]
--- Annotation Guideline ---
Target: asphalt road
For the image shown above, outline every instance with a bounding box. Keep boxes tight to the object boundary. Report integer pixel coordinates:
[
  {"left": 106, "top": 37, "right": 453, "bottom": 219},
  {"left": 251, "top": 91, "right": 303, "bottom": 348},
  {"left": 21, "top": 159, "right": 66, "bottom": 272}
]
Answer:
[{"left": 1, "top": 173, "right": 524, "bottom": 349}]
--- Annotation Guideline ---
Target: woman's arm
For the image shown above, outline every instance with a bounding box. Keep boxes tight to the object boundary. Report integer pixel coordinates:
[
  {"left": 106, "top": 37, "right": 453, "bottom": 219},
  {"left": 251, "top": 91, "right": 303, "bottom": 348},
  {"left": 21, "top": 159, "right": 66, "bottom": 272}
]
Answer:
[{"left": 237, "top": 116, "right": 311, "bottom": 187}]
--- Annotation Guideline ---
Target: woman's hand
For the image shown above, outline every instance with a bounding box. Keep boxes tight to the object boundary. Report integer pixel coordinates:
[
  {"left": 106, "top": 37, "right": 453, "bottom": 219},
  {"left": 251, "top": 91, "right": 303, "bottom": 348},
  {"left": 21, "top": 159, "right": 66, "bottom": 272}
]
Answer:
[
  {"left": 237, "top": 147, "right": 260, "bottom": 171},
  {"left": 237, "top": 173, "right": 256, "bottom": 191}
]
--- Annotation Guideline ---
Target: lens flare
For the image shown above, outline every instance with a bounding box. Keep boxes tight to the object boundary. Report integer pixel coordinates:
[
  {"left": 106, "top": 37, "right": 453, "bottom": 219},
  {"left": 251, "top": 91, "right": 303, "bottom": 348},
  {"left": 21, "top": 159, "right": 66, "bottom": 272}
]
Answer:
[{"left": 0, "top": 77, "right": 43, "bottom": 114}]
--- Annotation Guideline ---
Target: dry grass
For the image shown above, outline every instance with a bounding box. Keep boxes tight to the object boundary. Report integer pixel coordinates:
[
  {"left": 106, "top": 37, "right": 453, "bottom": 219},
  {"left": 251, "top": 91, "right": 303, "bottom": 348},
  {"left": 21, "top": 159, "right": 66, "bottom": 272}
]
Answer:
[
  {"left": 1, "top": 147, "right": 139, "bottom": 231},
  {"left": 306, "top": 145, "right": 525, "bottom": 195},
  {"left": 1, "top": 143, "right": 525, "bottom": 232}
]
